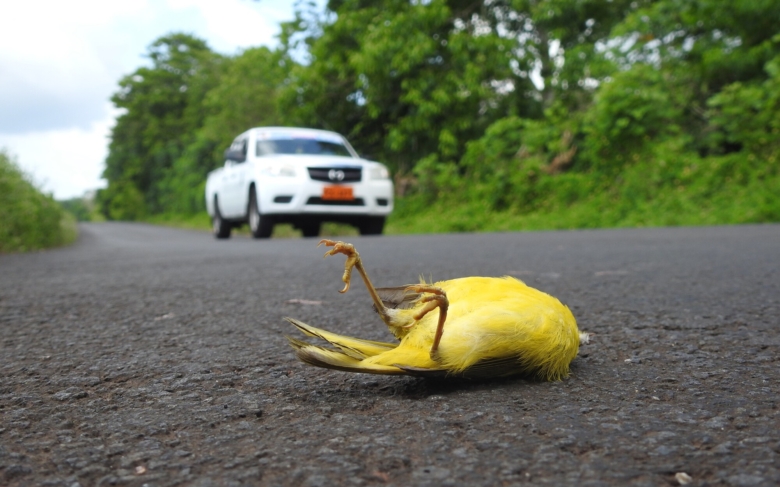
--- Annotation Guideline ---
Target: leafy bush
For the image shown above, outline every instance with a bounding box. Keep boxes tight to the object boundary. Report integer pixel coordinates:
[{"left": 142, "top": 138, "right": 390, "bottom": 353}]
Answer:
[
  {"left": 0, "top": 150, "right": 76, "bottom": 252},
  {"left": 97, "top": 180, "right": 147, "bottom": 221},
  {"left": 582, "top": 64, "right": 687, "bottom": 169},
  {"left": 59, "top": 195, "right": 104, "bottom": 222},
  {"left": 59, "top": 198, "right": 92, "bottom": 221},
  {"left": 707, "top": 54, "right": 780, "bottom": 160}
]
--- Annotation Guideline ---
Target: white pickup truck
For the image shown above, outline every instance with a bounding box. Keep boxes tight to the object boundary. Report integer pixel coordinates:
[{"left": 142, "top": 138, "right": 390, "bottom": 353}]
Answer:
[{"left": 205, "top": 127, "right": 394, "bottom": 239}]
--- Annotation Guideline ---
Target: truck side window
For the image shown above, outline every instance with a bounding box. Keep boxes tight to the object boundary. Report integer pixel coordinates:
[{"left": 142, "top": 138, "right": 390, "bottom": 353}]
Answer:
[{"left": 230, "top": 138, "right": 248, "bottom": 163}]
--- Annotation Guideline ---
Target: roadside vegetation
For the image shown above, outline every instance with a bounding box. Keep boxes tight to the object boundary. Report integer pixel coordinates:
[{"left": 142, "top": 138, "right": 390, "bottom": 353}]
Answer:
[
  {"left": 96, "top": 0, "right": 780, "bottom": 233},
  {"left": 59, "top": 195, "right": 104, "bottom": 223},
  {"left": 0, "top": 150, "right": 77, "bottom": 253}
]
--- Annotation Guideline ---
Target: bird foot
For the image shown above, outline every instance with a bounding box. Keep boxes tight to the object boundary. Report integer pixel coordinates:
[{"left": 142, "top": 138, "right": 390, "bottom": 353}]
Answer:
[
  {"left": 405, "top": 285, "right": 448, "bottom": 321},
  {"left": 318, "top": 239, "right": 359, "bottom": 293},
  {"left": 404, "top": 285, "right": 449, "bottom": 359}
]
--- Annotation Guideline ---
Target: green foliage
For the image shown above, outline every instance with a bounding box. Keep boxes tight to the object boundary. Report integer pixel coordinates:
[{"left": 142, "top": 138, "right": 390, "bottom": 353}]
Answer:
[
  {"left": 101, "top": 34, "right": 226, "bottom": 218},
  {"left": 164, "top": 47, "right": 292, "bottom": 214},
  {"left": 614, "top": 0, "right": 779, "bottom": 88},
  {"left": 0, "top": 150, "right": 77, "bottom": 253},
  {"left": 100, "top": 1, "right": 780, "bottom": 233},
  {"left": 101, "top": 35, "right": 295, "bottom": 218},
  {"left": 509, "top": 0, "right": 648, "bottom": 105},
  {"left": 707, "top": 53, "right": 780, "bottom": 160},
  {"left": 99, "top": 180, "right": 147, "bottom": 221},
  {"left": 388, "top": 143, "right": 780, "bottom": 234},
  {"left": 581, "top": 64, "right": 688, "bottom": 169},
  {"left": 608, "top": 0, "right": 780, "bottom": 154},
  {"left": 59, "top": 198, "right": 91, "bottom": 222},
  {"left": 279, "top": 0, "right": 542, "bottom": 173},
  {"left": 60, "top": 192, "right": 104, "bottom": 222}
]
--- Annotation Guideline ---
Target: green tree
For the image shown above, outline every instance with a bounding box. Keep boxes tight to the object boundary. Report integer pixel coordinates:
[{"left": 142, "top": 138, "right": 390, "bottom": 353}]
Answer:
[
  {"left": 505, "top": 0, "right": 651, "bottom": 107},
  {"left": 164, "top": 46, "right": 293, "bottom": 213},
  {"left": 610, "top": 0, "right": 780, "bottom": 153},
  {"left": 100, "top": 33, "right": 224, "bottom": 218},
  {"left": 97, "top": 0, "right": 780, "bottom": 229},
  {"left": 59, "top": 197, "right": 92, "bottom": 222},
  {"left": 280, "top": 0, "right": 540, "bottom": 173},
  {"left": 281, "top": 0, "right": 652, "bottom": 174},
  {"left": 708, "top": 52, "right": 780, "bottom": 161},
  {"left": 581, "top": 63, "right": 688, "bottom": 170}
]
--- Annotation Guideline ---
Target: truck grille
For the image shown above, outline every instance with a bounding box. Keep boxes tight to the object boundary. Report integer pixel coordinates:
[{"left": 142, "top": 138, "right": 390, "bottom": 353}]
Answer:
[{"left": 307, "top": 167, "right": 362, "bottom": 182}]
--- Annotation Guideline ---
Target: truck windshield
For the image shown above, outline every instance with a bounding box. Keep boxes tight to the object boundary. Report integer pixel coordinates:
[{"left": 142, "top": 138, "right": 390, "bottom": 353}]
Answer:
[{"left": 256, "top": 138, "right": 353, "bottom": 157}]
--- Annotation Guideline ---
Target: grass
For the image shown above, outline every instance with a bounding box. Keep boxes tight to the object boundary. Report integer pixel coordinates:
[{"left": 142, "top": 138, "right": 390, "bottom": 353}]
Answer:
[
  {"left": 385, "top": 154, "right": 780, "bottom": 234},
  {"left": 143, "top": 160, "right": 779, "bottom": 239},
  {"left": 0, "top": 149, "right": 78, "bottom": 253}
]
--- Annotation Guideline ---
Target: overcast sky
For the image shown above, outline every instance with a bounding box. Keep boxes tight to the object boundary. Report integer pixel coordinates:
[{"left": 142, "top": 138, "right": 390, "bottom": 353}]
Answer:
[{"left": 0, "top": 0, "right": 322, "bottom": 199}]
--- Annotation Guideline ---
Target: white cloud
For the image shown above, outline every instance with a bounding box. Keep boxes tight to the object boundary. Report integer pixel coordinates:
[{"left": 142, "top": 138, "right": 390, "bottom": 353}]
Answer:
[
  {"left": 167, "top": 0, "right": 293, "bottom": 54},
  {"left": 0, "top": 0, "right": 319, "bottom": 199},
  {"left": 0, "top": 106, "right": 115, "bottom": 199},
  {"left": 0, "top": 2, "right": 153, "bottom": 133}
]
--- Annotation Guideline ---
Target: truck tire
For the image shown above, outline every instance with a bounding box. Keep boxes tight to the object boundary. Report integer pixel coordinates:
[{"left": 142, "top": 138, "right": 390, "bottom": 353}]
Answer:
[
  {"left": 249, "top": 189, "right": 273, "bottom": 239},
  {"left": 358, "top": 216, "right": 385, "bottom": 236},
  {"left": 212, "top": 197, "right": 232, "bottom": 239}
]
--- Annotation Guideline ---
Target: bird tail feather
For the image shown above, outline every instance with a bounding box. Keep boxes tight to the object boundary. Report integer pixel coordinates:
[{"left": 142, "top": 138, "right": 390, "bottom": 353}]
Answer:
[
  {"left": 285, "top": 317, "right": 396, "bottom": 359},
  {"left": 285, "top": 317, "right": 406, "bottom": 375}
]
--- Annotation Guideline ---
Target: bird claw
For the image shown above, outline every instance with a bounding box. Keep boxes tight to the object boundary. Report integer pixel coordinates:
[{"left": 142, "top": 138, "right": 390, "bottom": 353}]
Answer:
[
  {"left": 315, "top": 240, "right": 399, "bottom": 331},
  {"left": 405, "top": 285, "right": 448, "bottom": 321},
  {"left": 318, "top": 240, "right": 359, "bottom": 294},
  {"left": 318, "top": 238, "right": 352, "bottom": 256}
]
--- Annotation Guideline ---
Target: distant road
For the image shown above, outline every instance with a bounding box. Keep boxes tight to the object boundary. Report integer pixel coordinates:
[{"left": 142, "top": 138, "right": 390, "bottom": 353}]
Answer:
[{"left": 1, "top": 222, "right": 778, "bottom": 485}]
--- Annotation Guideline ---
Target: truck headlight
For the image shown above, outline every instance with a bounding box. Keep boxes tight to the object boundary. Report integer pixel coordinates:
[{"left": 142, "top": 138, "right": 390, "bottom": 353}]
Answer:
[
  {"left": 369, "top": 164, "right": 390, "bottom": 180},
  {"left": 262, "top": 163, "right": 297, "bottom": 177}
]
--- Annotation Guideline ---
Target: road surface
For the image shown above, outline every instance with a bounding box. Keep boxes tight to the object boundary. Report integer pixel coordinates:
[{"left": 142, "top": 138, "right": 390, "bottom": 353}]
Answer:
[{"left": 1, "top": 223, "right": 778, "bottom": 486}]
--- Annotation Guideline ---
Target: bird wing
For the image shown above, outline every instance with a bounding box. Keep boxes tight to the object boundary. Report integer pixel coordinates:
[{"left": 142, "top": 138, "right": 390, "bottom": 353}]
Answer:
[
  {"left": 395, "top": 356, "right": 532, "bottom": 379},
  {"left": 375, "top": 285, "right": 421, "bottom": 309},
  {"left": 393, "top": 365, "right": 451, "bottom": 378},
  {"left": 459, "top": 356, "right": 527, "bottom": 378}
]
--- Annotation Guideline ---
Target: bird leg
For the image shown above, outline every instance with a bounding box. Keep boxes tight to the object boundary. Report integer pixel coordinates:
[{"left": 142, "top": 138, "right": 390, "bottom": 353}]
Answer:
[
  {"left": 405, "top": 285, "right": 449, "bottom": 360},
  {"left": 318, "top": 240, "right": 393, "bottom": 326}
]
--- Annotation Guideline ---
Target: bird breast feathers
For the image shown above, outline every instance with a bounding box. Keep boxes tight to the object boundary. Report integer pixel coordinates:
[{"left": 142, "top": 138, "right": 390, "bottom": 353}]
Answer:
[{"left": 391, "top": 276, "right": 579, "bottom": 372}]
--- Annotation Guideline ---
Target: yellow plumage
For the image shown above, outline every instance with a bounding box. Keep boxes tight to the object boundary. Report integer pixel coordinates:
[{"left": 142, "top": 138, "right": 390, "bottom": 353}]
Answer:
[{"left": 286, "top": 240, "right": 589, "bottom": 380}]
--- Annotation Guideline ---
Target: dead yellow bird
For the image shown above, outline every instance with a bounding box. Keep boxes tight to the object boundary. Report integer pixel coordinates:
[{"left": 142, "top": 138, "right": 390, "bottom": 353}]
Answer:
[{"left": 286, "top": 240, "right": 589, "bottom": 380}]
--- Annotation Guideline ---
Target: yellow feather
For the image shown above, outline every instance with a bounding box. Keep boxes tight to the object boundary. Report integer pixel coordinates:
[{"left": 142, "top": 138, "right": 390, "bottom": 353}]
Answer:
[{"left": 286, "top": 317, "right": 396, "bottom": 359}]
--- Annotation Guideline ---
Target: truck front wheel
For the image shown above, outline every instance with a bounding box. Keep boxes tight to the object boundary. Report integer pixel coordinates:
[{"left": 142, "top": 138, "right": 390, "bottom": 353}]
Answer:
[
  {"left": 212, "top": 197, "right": 232, "bottom": 239},
  {"left": 249, "top": 190, "right": 273, "bottom": 239},
  {"left": 358, "top": 216, "right": 385, "bottom": 236},
  {"left": 299, "top": 220, "right": 321, "bottom": 238}
]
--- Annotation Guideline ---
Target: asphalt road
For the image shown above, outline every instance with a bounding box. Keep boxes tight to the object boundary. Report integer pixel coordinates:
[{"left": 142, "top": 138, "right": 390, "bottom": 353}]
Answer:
[{"left": 1, "top": 222, "right": 778, "bottom": 486}]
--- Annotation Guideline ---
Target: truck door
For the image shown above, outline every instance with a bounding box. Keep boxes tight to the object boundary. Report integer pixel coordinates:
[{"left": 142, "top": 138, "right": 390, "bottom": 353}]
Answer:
[{"left": 222, "top": 137, "right": 248, "bottom": 218}]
